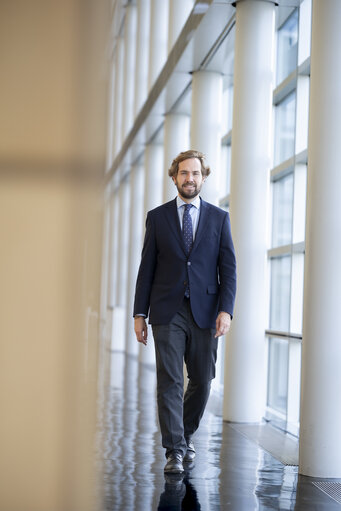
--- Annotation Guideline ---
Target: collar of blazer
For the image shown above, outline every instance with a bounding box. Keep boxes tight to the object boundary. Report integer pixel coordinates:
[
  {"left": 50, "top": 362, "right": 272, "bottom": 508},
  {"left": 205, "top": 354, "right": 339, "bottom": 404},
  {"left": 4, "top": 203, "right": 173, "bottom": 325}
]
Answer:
[{"left": 164, "top": 197, "right": 211, "bottom": 256}]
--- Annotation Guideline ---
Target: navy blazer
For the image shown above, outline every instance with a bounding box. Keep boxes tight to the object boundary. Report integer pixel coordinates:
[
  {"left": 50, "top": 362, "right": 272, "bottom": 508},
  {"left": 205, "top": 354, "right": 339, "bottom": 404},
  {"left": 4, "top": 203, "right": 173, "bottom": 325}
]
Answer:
[{"left": 133, "top": 197, "right": 237, "bottom": 329}]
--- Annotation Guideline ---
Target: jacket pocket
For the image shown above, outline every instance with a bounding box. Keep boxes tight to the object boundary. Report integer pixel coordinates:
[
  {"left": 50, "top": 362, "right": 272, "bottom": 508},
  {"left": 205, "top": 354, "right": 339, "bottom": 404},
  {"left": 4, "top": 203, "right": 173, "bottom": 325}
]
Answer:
[{"left": 207, "top": 285, "right": 218, "bottom": 295}]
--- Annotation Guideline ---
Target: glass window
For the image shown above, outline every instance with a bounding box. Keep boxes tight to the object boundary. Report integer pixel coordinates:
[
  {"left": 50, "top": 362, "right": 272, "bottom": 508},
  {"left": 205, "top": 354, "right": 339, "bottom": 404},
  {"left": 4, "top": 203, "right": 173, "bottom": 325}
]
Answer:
[
  {"left": 270, "top": 255, "right": 291, "bottom": 332},
  {"left": 272, "top": 173, "right": 294, "bottom": 247},
  {"left": 267, "top": 338, "right": 289, "bottom": 414},
  {"left": 274, "top": 92, "right": 296, "bottom": 166},
  {"left": 277, "top": 10, "right": 298, "bottom": 85}
]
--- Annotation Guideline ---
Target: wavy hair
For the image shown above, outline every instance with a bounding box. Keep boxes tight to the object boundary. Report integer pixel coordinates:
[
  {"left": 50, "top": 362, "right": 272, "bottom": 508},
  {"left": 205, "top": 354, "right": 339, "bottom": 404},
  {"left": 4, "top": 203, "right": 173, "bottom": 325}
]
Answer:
[{"left": 168, "top": 150, "right": 211, "bottom": 178}]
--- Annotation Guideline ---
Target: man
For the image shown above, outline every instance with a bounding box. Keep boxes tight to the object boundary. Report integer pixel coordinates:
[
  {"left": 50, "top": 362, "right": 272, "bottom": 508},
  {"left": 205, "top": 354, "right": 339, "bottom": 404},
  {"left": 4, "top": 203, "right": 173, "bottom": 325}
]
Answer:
[{"left": 133, "top": 150, "right": 236, "bottom": 474}]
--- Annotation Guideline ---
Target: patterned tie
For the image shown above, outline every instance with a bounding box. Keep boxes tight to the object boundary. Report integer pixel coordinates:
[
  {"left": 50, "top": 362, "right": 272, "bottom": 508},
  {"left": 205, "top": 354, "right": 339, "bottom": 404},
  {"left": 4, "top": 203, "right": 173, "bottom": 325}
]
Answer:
[
  {"left": 182, "top": 203, "right": 193, "bottom": 254},
  {"left": 183, "top": 204, "right": 193, "bottom": 298}
]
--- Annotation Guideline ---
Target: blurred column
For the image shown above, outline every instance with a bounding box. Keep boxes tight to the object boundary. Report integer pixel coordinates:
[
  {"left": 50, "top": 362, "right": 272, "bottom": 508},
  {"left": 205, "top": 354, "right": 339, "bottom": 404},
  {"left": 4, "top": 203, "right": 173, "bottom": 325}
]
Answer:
[
  {"left": 122, "top": 3, "right": 137, "bottom": 141},
  {"left": 168, "top": 0, "right": 194, "bottom": 53},
  {"left": 223, "top": 0, "right": 275, "bottom": 422},
  {"left": 139, "top": 143, "right": 164, "bottom": 364},
  {"left": 190, "top": 71, "right": 223, "bottom": 204},
  {"left": 114, "top": 175, "right": 131, "bottom": 350},
  {"left": 134, "top": 0, "right": 151, "bottom": 117},
  {"left": 113, "top": 37, "right": 124, "bottom": 157},
  {"left": 0, "top": 0, "right": 109, "bottom": 509},
  {"left": 163, "top": 114, "right": 190, "bottom": 202},
  {"left": 299, "top": 0, "right": 341, "bottom": 478},
  {"left": 126, "top": 163, "right": 145, "bottom": 355},
  {"left": 148, "top": 0, "right": 169, "bottom": 91}
]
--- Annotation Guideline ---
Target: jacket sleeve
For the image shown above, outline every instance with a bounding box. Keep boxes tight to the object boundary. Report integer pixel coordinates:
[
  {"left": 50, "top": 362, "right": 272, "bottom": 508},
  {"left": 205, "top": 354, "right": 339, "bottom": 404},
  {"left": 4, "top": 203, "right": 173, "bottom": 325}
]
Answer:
[
  {"left": 133, "top": 212, "right": 157, "bottom": 317},
  {"left": 218, "top": 212, "right": 237, "bottom": 318}
]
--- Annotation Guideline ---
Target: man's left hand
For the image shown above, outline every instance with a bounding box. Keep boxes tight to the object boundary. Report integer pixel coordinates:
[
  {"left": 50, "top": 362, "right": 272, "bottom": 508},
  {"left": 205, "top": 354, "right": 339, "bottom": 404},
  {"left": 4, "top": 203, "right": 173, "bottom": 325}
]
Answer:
[{"left": 215, "top": 312, "right": 231, "bottom": 338}]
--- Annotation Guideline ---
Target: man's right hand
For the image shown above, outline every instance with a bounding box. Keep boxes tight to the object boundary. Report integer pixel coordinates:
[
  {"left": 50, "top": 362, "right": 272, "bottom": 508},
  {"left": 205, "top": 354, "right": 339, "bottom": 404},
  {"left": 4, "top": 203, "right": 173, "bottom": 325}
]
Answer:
[{"left": 134, "top": 316, "right": 148, "bottom": 345}]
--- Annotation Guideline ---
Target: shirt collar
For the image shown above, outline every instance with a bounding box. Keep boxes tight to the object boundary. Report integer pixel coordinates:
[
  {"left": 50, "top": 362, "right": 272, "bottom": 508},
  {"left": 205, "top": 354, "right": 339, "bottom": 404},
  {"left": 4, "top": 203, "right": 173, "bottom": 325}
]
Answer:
[{"left": 176, "top": 195, "right": 201, "bottom": 210}]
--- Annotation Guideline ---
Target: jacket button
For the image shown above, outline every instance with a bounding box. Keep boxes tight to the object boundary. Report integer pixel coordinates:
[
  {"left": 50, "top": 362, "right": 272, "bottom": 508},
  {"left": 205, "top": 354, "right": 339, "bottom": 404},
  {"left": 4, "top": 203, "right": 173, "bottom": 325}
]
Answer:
[{"left": 183, "top": 281, "right": 187, "bottom": 286}]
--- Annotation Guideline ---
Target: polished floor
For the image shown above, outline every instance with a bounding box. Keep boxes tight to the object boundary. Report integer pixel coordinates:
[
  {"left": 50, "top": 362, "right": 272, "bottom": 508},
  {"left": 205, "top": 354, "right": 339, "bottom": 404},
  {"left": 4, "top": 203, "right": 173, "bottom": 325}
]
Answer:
[{"left": 99, "top": 351, "right": 341, "bottom": 510}]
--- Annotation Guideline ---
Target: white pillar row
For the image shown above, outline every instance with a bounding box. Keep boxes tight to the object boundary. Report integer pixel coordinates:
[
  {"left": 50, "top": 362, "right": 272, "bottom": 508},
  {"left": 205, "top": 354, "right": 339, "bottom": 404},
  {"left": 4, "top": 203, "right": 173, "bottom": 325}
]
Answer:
[
  {"left": 299, "top": 0, "right": 341, "bottom": 478},
  {"left": 122, "top": 3, "right": 137, "bottom": 142},
  {"left": 148, "top": 0, "right": 169, "bottom": 91},
  {"left": 168, "top": 0, "right": 194, "bottom": 53},
  {"left": 223, "top": 0, "right": 275, "bottom": 422},
  {"left": 190, "top": 71, "right": 223, "bottom": 205},
  {"left": 113, "top": 37, "right": 124, "bottom": 157},
  {"left": 125, "top": 163, "right": 145, "bottom": 356},
  {"left": 139, "top": 143, "right": 164, "bottom": 365},
  {"left": 163, "top": 113, "right": 190, "bottom": 202},
  {"left": 134, "top": 0, "right": 151, "bottom": 118}
]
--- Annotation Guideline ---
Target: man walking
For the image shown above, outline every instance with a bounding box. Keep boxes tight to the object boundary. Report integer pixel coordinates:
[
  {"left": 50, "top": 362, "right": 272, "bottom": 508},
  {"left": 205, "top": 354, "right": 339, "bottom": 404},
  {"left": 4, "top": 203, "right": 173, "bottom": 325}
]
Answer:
[{"left": 133, "top": 150, "right": 236, "bottom": 474}]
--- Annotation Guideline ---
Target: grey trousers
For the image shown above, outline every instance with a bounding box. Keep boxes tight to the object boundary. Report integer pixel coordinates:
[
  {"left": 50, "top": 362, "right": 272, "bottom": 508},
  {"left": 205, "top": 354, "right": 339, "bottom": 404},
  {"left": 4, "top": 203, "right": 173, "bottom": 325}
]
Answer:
[{"left": 152, "top": 298, "right": 218, "bottom": 457}]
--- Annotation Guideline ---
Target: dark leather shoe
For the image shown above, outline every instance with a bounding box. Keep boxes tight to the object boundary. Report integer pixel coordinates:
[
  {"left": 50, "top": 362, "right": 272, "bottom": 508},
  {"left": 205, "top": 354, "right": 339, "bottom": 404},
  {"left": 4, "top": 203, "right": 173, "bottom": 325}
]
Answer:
[
  {"left": 184, "top": 440, "right": 196, "bottom": 462},
  {"left": 164, "top": 452, "right": 184, "bottom": 473}
]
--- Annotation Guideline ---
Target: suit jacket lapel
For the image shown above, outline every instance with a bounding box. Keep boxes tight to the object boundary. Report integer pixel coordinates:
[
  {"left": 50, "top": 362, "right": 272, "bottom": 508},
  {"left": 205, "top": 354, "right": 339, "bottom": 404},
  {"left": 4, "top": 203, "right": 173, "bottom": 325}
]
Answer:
[{"left": 164, "top": 199, "right": 187, "bottom": 254}]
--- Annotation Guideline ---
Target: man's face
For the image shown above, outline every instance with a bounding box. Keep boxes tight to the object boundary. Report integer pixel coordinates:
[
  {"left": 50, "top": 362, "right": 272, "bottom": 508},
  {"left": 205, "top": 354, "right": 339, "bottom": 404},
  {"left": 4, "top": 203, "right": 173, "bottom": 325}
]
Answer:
[{"left": 172, "top": 158, "right": 205, "bottom": 201}]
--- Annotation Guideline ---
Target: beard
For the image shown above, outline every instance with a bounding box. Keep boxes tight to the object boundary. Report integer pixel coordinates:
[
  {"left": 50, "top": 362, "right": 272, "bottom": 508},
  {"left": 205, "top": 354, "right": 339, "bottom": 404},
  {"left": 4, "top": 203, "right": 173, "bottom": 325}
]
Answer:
[{"left": 175, "top": 181, "right": 202, "bottom": 200}]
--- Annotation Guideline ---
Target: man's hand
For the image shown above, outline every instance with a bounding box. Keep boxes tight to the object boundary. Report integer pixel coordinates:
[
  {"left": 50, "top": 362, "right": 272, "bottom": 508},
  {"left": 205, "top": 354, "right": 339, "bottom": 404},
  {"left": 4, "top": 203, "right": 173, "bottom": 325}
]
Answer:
[
  {"left": 134, "top": 316, "right": 148, "bottom": 345},
  {"left": 215, "top": 312, "right": 231, "bottom": 338}
]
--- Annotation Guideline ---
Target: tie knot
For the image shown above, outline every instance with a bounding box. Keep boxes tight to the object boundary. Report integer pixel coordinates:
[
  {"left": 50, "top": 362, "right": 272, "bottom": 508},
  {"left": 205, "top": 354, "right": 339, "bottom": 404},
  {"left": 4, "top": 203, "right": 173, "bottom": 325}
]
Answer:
[{"left": 184, "top": 203, "right": 193, "bottom": 212}]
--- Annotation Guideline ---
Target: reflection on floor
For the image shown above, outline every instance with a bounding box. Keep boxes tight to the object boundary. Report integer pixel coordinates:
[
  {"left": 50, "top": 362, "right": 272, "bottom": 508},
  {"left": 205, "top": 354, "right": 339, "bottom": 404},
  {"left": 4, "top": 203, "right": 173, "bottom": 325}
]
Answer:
[{"left": 100, "top": 351, "right": 341, "bottom": 510}]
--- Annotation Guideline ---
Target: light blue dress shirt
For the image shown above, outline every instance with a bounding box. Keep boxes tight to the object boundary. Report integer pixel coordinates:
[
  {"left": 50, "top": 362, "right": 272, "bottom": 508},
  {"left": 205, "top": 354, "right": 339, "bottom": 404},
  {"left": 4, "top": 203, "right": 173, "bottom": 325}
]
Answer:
[{"left": 176, "top": 195, "right": 201, "bottom": 240}]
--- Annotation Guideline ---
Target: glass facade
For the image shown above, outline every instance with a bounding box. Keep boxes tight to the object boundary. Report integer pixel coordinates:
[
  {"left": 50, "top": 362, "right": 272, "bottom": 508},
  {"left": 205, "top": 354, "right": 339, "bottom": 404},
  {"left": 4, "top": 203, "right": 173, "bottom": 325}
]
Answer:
[
  {"left": 266, "top": 4, "right": 310, "bottom": 430},
  {"left": 270, "top": 255, "right": 291, "bottom": 332},
  {"left": 272, "top": 173, "right": 294, "bottom": 247},
  {"left": 276, "top": 10, "right": 299, "bottom": 84},
  {"left": 274, "top": 92, "right": 296, "bottom": 166},
  {"left": 267, "top": 338, "right": 289, "bottom": 414}
]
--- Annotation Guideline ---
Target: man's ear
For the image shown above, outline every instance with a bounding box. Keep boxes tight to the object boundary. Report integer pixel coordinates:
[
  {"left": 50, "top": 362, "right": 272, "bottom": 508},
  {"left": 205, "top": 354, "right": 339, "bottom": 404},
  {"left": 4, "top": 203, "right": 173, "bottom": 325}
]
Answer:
[{"left": 172, "top": 176, "right": 176, "bottom": 185}]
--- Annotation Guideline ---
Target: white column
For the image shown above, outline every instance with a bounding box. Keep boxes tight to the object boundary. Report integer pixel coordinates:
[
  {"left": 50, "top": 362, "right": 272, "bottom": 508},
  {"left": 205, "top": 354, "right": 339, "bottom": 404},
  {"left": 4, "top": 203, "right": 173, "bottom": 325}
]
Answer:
[
  {"left": 190, "top": 71, "right": 223, "bottom": 204},
  {"left": 168, "top": 0, "right": 194, "bottom": 53},
  {"left": 122, "top": 3, "right": 137, "bottom": 141},
  {"left": 113, "top": 37, "right": 124, "bottom": 157},
  {"left": 299, "top": 0, "right": 341, "bottom": 478},
  {"left": 134, "top": 0, "right": 151, "bottom": 117},
  {"left": 117, "top": 176, "right": 131, "bottom": 308},
  {"left": 148, "top": 0, "right": 169, "bottom": 91},
  {"left": 100, "top": 195, "right": 111, "bottom": 322},
  {"left": 223, "top": 0, "right": 275, "bottom": 422},
  {"left": 126, "top": 163, "right": 145, "bottom": 355},
  {"left": 112, "top": 175, "right": 131, "bottom": 352},
  {"left": 108, "top": 191, "right": 119, "bottom": 309},
  {"left": 144, "top": 143, "right": 164, "bottom": 216},
  {"left": 163, "top": 113, "right": 190, "bottom": 202},
  {"left": 139, "top": 144, "right": 164, "bottom": 364}
]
